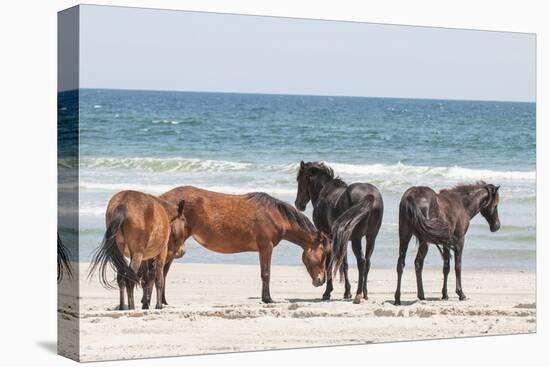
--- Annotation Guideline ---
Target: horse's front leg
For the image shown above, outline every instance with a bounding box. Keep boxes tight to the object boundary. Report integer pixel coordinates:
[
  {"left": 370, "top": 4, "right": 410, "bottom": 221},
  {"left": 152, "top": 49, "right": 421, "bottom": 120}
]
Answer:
[
  {"left": 454, "top": 240, "right": 466, "bottom": 300},
  {"left": 259, "top": 244, "right": 274, "bottom": 303},
  {"left": 154, "top": 256, "right": 167, "bottom": 309},
  {"left": 322, "top": 254, "right": 334, "bottom": 300},
  {"left": 161, "top": 258, "right": 174, "bottom": 305}
]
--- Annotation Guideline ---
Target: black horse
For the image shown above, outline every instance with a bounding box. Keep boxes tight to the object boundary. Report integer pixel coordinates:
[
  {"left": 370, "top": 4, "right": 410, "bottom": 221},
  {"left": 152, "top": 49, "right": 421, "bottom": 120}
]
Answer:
[
  {"left": 394, "top": 182, "right": 501, "bottom": 305},
  {"left": 295, "top": 161, "right": 384, "bottom": 304}
]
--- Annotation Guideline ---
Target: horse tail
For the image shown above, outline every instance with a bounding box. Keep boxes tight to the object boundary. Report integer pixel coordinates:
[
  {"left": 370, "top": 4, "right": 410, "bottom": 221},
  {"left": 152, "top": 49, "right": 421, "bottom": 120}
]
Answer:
[
  {"left": 88, "top": 204, "right": 138, "bottom": 288},
  {"left": 331, "top": 195, "right": 375, "bottom": 279},
  {"left": 401, "top": 196, "right": 451, "bottom": 246},
  {"left": 57, "top": 233, "right": 73, "bottom": 282}
]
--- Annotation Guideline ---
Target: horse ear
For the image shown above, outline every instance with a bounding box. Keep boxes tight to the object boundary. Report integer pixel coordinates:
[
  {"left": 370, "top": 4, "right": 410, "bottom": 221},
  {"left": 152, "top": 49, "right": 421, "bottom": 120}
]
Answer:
[
  {"left": 177, "top": 200, "right": 185, "bottom": 217},
  {"left": 300, "top": 160, "right": 305, "bottom": 169},
  {"left": 495, "top": 185, "right": 501, "bottom": 193}
]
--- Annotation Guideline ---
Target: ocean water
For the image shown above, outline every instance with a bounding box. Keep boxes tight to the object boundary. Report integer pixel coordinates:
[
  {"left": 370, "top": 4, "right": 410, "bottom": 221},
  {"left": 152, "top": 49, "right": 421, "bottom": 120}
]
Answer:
[{"left": 60, "top": 89, "right": 536, "bottom": 271}]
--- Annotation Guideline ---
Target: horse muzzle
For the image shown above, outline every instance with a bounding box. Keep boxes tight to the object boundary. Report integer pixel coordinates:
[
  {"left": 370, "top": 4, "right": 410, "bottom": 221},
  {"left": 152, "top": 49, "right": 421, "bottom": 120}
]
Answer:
[
  {"left": 295, "top": 200, "right": 306, "bottom": 212},
  {"left": 490, "top": 222, "right": 501, "bottom": 232},
  {"left": 312, "top": 275, "right": 325, "bottom": 287}
]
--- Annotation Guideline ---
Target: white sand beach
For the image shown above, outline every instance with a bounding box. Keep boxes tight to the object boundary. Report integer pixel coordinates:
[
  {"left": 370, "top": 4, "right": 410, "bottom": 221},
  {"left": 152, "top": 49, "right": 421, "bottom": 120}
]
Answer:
[{"left": 58, "top": 263, "right": 535, "bottom": 362}]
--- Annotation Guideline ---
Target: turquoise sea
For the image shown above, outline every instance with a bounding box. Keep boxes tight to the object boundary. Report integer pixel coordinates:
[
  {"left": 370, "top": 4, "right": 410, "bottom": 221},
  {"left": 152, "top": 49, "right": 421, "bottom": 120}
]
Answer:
[{"left": 59, "top": 88, "right": 536, "bottom": 271}]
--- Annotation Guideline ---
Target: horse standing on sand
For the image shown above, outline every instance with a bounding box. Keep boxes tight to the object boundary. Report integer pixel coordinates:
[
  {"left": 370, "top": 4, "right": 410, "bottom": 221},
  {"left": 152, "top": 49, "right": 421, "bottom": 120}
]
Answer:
[
  {"left": 394, "top": 182, "right": 501, "bottom": 305},
  {"left": 159, "top": 186, "right": 330, "bottom": 303},
  {"left": 88, "top": 190, "right": 188, "bottom": 310},
  {"left": 295, "top": 161, "right": 384, "bottom": 304}
]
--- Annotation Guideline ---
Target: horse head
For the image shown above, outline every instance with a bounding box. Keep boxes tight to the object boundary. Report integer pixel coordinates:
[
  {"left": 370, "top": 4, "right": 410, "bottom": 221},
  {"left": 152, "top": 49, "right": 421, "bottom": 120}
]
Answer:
[
  {"left": 169, "top": 200, "right": 189, "bottom": 258},
  {"left": 302, "top": 231, "right": 330, "bottom": 287},
  {"left": 295, "top": 161, "right": 334, "bottom": 211},
  {"left": 480, "top": 184, "right": 501, "bottom": 232}
]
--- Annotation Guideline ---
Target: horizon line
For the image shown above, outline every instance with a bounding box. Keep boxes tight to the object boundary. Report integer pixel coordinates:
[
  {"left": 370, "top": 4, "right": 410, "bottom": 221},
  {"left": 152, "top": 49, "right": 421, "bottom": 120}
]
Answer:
[{"left": 64, "top": 87, "right": 536, "bottom": 104}]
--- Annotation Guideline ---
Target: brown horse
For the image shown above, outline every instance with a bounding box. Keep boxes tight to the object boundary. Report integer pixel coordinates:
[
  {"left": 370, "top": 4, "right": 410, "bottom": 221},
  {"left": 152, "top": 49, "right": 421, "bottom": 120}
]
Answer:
[
  {"left": 88, "top": 190, "right": 187, "bottom": 310},
  {"left": 394, "top": 182, "right": 501, "bottom": 305},
  {"left": 159, "top": 186, "right": 330, "bottom": 303}
]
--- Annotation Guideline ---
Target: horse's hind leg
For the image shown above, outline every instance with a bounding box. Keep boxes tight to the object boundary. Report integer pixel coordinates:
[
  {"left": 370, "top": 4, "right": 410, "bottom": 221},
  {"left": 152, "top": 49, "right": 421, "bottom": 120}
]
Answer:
[
  {"left": 394, "top": 223, "right": 412, "bottom": 305},
  {"left": 117, "top": 273, "right": 128, "bottom": 310},
  {"left": 363, "top": 233, "right": 377, "bottom": 301},
  {"left": 414, "top": 241, "right": 429, "bottom": 300},
  {"left": 441, "top": 247, "right": 451, "bottom": 300},
  {"left": 126, "top": 253, "right": 143, "bottom": 310},
  {"left": 351, "top": 239, "right": 365, "bottom": 304},
  {"left": 342, "top": 255, "right": 352, "bottom": 299},
  {"left": 322, "top": 254, "right": 334, "bottom": 300}
]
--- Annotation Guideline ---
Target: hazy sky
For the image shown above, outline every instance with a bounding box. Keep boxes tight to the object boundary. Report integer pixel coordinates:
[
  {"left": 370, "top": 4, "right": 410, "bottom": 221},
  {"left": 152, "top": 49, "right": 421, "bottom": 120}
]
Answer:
[{"left": 77, "top": 5, "right": 536, "bottom": 102}]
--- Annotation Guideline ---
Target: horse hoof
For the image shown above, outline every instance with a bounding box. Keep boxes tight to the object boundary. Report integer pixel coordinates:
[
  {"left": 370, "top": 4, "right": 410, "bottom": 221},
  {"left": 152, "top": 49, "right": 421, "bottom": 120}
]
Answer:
[
  {"left": 353, "top": 296, "right": 361, "bottom": 304},
  {"left": 155, "top": 304, "right": 163, "bottom": 310},
  {"left": 322, "top": 293, "right": 331, "bottom": 301},
  {"left": 394, "top": 300, "right": 401, "bottom": 306},
  {"left": 141, "top": 305, "right": 149, "bottom": 310},
  {"left": 262, "top": 298, "right": 274, "bottom": 304},
  {"left": 442, "top": 296, "right": 449, "bottom": 300},
  {"left": 343, "top": 292, "right": 352, "bottom": 299},
  {"left": 459, "top": 295, "right": 467, "bottom": 301},
  {"left": 118, "top": 305, "right": 128, "bottom": 311}
]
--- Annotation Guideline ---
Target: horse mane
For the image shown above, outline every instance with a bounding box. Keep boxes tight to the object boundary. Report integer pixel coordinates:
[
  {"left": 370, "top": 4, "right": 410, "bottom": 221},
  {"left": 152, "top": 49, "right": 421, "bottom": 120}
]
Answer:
[
  {"left": 246, "top": 192, "right": 317, "bottom": 232},
  {"left": 297, "top": 161, "right": 347, "bottom": 187},
  {"left": 445, "top": 181, "right": 487, "bottom": 194},
  {"left": 441, "top": 181, "right": 494, "bottom": 210}
]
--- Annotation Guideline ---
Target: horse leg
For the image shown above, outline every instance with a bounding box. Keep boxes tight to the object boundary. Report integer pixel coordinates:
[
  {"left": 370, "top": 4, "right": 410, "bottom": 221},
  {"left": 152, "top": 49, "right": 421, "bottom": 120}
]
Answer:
[
  {"left": 342, "top": 255, "right": 352, "bottom": 299},
  {"left": 394, "top": 225, "right": 412, "bottom": 305},
  {"left": 441, "top": 247, "right": 451, "bottom": 300},
  {"left": 363, "top": 234, "right": 377, "bottom": 301},
  {"left": 154, "top": 257, "right": 166, "bottom": 309},
  {"left": 351, "top": 239, "right": 365, "bottom": 304},
  {"left": 141, "top": 261, "right": 155, "bottom": 309},
  {"left": 454, "top": 241, "right": 466, "bottom": 300},
  {"left": 162, "top": 258, "right": 173, "bottom": 305},
  {"left": 117, "top": 273, "right": 128, "bottom": 310},
  {"left": 322, "top": 254, "right": 334, "bottom": 300},
  {"left": 414, "top": 241, "right": 429, "bottom": 300},
  {"left": 126, "top": 253, "right": 143, "bottom": 310},
  {"left": 259, "top": 245, "right": 274, "bottom": 303}
]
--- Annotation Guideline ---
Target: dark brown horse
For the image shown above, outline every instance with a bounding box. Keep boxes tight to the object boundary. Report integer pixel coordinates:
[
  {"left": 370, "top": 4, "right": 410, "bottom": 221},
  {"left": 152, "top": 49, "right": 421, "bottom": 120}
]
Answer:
[
  {"left": 394, "top": 182, "right": 501, "bottom": 305},
  {"left": 295, "top": 161, "right": 384, "bottom": 304},
  {"left": 88, "top": 190, "right": 188, "bottom": 310},
  {"left": 159, "top": 186, "right": 330, "bottom": 303}
]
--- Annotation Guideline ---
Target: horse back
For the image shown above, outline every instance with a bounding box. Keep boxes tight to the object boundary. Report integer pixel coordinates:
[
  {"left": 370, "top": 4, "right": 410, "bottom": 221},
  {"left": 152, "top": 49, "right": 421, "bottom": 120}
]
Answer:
[{"left": 160, "top": 186, "right": 278, "bottom": 252}]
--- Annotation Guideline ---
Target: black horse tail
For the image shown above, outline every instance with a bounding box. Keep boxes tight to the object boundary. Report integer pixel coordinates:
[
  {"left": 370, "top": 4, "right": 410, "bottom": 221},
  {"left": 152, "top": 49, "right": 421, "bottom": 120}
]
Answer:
[
  {"left": 57, "top": 233, "right": 73, "bottom": 282},
  {"left": 331, "top": 195, "right": 374, "bottom": 279},
  {"left": 88, "top": 204, "right": 137, "bottom": 288},
  {"left": 401, "top": 196, "right": 451, "bottom": 246}
]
